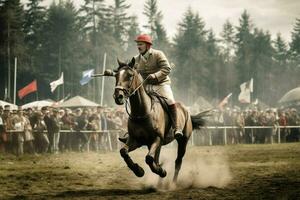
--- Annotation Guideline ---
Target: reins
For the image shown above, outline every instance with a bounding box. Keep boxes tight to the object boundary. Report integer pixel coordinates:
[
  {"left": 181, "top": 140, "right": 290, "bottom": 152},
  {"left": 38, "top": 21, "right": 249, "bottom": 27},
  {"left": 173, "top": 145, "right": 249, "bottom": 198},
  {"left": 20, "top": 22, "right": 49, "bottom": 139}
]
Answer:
[{"left": 123, "top": 74, "right": 153, "bottom": 122}]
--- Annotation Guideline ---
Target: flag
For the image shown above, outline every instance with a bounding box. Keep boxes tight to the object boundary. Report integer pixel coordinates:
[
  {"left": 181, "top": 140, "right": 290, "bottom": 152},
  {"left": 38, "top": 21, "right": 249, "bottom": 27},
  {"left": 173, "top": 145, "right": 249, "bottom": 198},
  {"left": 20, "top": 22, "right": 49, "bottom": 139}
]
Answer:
[
  {"left": 52, "top": 94, "right": 70, "bottom": 107},
  {"left": 80, "top": 69, "right": 94, "bottom": 85},
  {"left": 18, "top": 80, "right": 37, "bottom": 99},
  {"left": 253, "top": 98, "right": 258, "bottom": 105},
  {"left": 50, "top": 72, "right": 64, "bottom": 93},
  {"left": 238, "top": 78, "right": 253, "bottom": 103},
  {"left": 218, "top": 93, "right": 232, "bottom": 110}
]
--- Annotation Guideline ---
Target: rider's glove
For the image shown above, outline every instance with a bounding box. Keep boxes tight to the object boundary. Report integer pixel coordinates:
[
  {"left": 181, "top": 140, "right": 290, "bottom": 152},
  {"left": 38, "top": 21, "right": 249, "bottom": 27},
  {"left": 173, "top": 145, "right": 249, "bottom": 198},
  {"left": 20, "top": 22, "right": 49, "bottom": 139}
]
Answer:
[{"left": 147, "top": 74, "right": 157, "bottom": 84}]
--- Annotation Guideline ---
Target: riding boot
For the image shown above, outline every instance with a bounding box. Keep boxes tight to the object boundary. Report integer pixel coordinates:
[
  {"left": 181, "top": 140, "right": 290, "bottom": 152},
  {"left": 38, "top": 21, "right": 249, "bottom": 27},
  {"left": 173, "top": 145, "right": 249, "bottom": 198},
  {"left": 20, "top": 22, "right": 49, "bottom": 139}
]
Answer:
[
  {"left": 168, "top": 104, "right": 183, "bottom": 139},
  {"left": 118, "top": 132, "right": 129, "bottom": 144}
]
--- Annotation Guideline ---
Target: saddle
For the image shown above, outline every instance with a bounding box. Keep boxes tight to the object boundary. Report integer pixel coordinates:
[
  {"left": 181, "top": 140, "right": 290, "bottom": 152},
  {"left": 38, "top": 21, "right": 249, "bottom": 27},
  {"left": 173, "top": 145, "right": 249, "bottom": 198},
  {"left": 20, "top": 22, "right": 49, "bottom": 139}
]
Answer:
[
  {"left": 148, "top": 91, "right": 173, "bottom": 123},
  {"left": 148, "top": 92, "right": 177, "bottom": 142}
]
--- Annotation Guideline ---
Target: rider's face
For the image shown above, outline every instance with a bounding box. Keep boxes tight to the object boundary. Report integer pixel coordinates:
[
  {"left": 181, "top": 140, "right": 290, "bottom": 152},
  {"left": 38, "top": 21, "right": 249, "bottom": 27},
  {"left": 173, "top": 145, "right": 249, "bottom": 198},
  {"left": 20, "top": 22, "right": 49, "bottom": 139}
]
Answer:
[{"left": 137, "top": 42, "right": 147, "bottom": 54}]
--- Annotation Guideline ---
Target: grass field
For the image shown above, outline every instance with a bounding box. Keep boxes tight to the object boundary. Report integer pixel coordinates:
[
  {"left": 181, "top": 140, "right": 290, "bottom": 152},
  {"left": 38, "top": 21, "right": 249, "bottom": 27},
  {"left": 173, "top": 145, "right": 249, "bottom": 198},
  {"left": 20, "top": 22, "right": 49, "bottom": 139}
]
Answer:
[{"left": 1, "top": 143, "right": 300, "bottom": 200}]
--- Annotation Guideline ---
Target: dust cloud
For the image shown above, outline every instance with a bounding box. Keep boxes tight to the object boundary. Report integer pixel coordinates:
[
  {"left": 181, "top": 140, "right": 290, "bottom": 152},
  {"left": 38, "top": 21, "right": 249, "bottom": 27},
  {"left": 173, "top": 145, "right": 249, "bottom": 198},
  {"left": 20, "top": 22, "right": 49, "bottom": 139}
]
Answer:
[{"left": 139, "top": 145, "right": 232, "bottom": 191}]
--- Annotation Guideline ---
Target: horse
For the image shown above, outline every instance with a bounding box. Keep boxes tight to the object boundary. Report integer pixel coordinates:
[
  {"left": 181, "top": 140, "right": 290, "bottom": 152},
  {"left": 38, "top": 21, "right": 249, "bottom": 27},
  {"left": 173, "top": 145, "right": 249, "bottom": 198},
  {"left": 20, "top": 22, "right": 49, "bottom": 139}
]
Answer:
[{"left": 101, "top": 57, "right": 207, "bottom": 183}]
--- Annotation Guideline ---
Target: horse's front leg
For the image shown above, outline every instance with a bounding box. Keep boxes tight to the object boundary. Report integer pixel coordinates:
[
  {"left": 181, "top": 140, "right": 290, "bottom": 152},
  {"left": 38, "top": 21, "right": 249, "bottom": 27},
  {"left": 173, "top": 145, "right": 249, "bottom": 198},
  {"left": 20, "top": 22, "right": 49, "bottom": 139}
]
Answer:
[
  {"left": 145, "top": 136, "right": 167, "bottom": 178},
  {"left": 173, "top": 136, "right": 188, "bottom": 183},
  {"left": 120, "top": 138, "right": 144, "bottom": 177}
]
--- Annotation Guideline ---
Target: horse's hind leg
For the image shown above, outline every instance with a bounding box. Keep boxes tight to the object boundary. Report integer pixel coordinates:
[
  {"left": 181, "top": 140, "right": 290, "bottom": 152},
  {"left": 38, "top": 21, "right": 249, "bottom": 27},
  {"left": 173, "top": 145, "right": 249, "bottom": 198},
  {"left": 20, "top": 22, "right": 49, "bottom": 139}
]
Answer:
[
  {"left": 173, "top": 137, "right": 188, "bottom": 183},
  {"left": 120, "top": 139, "right": 144, "bottom": 177},
  {"left": 145, "top": 137, "right": 167, "bottom": 178}
]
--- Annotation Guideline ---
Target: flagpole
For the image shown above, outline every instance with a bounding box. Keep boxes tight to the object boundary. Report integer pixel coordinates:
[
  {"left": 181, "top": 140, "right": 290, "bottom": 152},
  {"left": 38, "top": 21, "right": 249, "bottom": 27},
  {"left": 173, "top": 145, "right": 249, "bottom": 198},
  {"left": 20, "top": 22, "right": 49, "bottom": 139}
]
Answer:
[
  {"left": 58, "top": 45, "right": 62, "bottom": 101},
  {"left": 63, "top": 74, "right": 65, "bottom": 99},
  {"left": 100, "top": 52, "right": 106, "bottom": 106},
  {"left": 13, "top": 57, "right": 17, "bottom": 105}
]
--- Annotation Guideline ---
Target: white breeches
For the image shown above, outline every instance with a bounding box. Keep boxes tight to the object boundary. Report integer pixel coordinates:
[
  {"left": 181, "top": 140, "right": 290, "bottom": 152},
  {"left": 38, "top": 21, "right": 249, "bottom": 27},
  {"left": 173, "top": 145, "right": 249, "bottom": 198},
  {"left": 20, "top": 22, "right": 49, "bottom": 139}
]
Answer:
[{"left": 145, "top": 84, "right": 175, "bottom": 105}]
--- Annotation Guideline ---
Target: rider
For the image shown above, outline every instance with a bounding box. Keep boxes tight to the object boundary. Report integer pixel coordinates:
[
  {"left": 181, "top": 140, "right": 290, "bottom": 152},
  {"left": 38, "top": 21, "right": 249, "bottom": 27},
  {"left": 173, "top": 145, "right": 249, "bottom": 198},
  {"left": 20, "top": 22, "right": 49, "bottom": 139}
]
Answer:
[{"left": 119, "top": 34, "right": 183, "bottom": 143}]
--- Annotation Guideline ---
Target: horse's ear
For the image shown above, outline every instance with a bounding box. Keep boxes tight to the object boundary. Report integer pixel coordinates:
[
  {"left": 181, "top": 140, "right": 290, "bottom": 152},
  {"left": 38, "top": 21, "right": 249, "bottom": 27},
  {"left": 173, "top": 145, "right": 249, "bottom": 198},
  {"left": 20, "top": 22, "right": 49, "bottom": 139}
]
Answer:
[
  {"left": 117, "top": 58, "right": 127, "bottom": 68},
  {"left": 128, "top": 57, "right": 135, "bottom": 68},
  {"left": 117, "top": 58, "right": 122, "bottom": 67}
]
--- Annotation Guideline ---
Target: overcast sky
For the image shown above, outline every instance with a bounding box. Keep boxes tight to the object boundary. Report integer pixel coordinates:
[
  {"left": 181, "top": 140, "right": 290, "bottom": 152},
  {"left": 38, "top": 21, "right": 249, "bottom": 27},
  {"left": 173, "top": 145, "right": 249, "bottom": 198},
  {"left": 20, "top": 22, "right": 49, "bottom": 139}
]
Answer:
[{"left": 22, "top": 0, "right": 300, "bottom": 42}]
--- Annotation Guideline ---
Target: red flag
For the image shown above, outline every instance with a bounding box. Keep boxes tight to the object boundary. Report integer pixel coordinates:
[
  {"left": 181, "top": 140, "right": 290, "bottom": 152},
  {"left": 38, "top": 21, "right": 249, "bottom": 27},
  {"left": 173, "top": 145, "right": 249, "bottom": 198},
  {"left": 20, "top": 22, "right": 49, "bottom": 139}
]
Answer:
[{"left": 18, "top": 80, "right": 37, "bottom": 99}]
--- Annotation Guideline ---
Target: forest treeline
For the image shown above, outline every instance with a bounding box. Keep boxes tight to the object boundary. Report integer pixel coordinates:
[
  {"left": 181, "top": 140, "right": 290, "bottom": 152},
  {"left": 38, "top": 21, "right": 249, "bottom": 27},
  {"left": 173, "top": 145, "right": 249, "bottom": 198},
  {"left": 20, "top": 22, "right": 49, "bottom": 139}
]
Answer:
[{"left": 1, "top": 0, "right": 300, "bottom": 106}]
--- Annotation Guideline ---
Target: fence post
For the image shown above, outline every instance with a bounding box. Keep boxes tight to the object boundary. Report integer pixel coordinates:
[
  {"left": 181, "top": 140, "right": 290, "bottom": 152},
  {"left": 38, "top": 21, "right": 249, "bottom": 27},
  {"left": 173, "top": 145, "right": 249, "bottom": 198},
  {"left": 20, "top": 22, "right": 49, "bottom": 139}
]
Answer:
[
  {"left": 224, "top": 127, "right": 227, "bottom": 145},
  {"left": 278, "top": 127, "right": 281, "bottom": 144},
  {"left": 251, "top": 128, "right": 254, "bottom": 144},
  {"left": 107, "top": 131, "right": 112, "bottom": 151},
  {"left": 209, "top": 129, "right": 212, "bottom": 146}
]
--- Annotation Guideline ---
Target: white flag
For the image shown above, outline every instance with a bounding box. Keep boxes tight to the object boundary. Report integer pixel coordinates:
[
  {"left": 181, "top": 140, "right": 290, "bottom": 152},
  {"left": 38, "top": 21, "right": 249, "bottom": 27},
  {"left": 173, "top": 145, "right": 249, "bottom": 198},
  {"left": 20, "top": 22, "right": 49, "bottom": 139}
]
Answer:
[
  {"left": 50, "top": 72, "right": 64, "bottom": 93},
  {"left": 218, "top": 93, "right": 232, "bottom": 110},
  {"left": 80, "top": 69, "right": 94, "bottom": 85},
  {"left": 238, "top": 78, "right": 253, "bottom": 103}
]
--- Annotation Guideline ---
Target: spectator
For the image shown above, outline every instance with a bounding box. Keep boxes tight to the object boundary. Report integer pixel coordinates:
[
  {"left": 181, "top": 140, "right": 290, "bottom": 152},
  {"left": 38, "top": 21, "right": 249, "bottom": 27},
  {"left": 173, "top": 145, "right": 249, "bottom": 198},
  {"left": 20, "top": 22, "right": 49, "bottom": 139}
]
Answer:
[
  {"left": 49, "top": 109, "right": 61, "bottom": 154},
  {"left": 278, "top": 111, "right": 288, "bottom": 143},
  {"left": 33, "top": 111, "right": 49, "bottom": 153},
  {"left": 75, "top": 108, "right": 89, "bottom": 151}
]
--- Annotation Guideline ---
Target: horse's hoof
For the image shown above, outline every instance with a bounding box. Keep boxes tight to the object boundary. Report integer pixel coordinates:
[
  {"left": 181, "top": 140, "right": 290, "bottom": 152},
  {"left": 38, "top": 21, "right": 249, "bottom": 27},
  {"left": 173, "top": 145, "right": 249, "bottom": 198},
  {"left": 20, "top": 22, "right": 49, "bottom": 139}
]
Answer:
[
  {"left": 159, "top": 169, "right": 167, "bottom": 178},
  {"left": 145, "top": 155, "right": 154, "bottom": 164},
  {"left": 133, "top": 164, "right": 145, "bottom": 177}
]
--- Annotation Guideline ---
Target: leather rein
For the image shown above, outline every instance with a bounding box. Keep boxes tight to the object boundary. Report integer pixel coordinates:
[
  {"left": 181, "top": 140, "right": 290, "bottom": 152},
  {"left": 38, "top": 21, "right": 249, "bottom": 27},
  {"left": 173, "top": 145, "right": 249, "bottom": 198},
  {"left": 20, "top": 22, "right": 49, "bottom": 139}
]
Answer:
[{"left": 115, "top": 71, "right": 152, "bottom": 122}]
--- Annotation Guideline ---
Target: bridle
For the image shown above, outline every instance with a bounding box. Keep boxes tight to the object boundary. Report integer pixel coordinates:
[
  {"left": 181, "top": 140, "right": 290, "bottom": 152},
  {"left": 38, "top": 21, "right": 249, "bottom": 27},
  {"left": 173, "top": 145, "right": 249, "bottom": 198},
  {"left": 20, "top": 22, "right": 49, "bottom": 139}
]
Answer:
[
  {"left": 114, "top": 68, "right": 150, "bottom": 99},
  {"left": 114, "top": 67, "right": 152, "bottom": 121}
]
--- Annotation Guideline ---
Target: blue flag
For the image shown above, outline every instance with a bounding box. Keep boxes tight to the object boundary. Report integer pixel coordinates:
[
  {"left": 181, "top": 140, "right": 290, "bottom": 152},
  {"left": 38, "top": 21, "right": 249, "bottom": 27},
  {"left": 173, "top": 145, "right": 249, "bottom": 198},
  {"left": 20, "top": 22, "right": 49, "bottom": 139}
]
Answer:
[{"left": 80, "top": 69, "right": 94, "bottom": 85}]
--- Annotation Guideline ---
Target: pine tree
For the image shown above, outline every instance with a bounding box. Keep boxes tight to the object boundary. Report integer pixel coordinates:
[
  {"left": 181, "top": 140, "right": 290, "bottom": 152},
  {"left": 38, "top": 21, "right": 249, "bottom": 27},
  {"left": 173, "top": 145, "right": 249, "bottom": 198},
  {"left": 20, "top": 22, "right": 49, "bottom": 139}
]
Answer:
[
  {"left": 143, "top": 0, "right": 159, "bottom": 37},
  {"left": 108, "top": 0, "right": 131, "bottom": 45},
  {"left": 127, "top": 15, "right": 140, "bottom": 56},
  {"left": 142, "top": 0, "right": 169, "bottom": 51},
  {"left": 273, "top": 33, "right": 288, "bottom": 65},
  {"left": 272, "top": 33, "right": 292, "bottom": 103},
  {"left": 290, "top": 18, "right": 300, "bottom": 63},
  {"left": 39, "top": 1, "right": 80, "bottom": 100},
  {"left": 78, "top": 0, "right": 108, "bottom": 101},
  {"left": 235, "top": 10, "right": 254, "bottom": 84},
  {"left": 153, "top": 11, "right": 170, "bottom": 52},
  {"left": 251, "top": 28, "right": 274, "bottom": 103},
  {"left": 220, "top": 19, "right": 238, "bottom": 95},
  {"left": 206, "top": 29, "right": 222, "bottom": 98},
  {"left": 220, "top": 19, "right": 235, "bottom": 62},
  {"left": 173, "top": 7, "right": 207, "bottom": 104},
  {"left": 173, "top": 7, "right": 206, "bottom": 65},
  {"left": 0, "top": 0, "right": 26, "bottom": 102},
  {"left": 78, "top": 0, "right": 106, "bottom": 38},
  {"left": 23, "top": 0, "right": 46, "bottom": 71}
]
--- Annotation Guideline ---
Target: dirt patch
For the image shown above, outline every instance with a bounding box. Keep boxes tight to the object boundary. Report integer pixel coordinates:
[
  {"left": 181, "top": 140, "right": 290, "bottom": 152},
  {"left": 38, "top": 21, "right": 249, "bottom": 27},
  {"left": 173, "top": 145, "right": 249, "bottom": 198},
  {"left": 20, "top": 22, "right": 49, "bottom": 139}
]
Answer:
[{"left": 1, "top": 143, "right": 300, "bottom": 199}]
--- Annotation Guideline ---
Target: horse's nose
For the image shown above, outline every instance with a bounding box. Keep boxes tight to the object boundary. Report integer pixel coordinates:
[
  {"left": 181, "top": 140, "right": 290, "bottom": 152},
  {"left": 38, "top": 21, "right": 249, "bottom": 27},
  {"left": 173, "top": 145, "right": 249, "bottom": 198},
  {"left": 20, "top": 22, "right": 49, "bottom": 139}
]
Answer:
[
  {"left": 114, "top": 89, "right": 125, "bottom": 105},
  {"left": 117, "top": 93, "right": 124, "bottom": 100}
]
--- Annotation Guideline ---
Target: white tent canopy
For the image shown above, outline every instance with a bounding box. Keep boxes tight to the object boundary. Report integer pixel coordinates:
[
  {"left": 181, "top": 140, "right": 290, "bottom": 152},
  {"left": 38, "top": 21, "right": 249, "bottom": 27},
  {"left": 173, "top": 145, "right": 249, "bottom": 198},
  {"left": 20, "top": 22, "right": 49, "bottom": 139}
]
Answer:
[
  {"left": 0, "top": 100, "right": 18, "bottom": 110},
  {"left": 57, "top": 96, "right": 99, "bottom": 108},
  {"left": 279, "top": 87, "right": 300, "bottom": 104},
  {"left": 22, "top": 100, "right": 54, "bottom": 110},
  {"left": 189, "top": 96, "right": 214, "bottom": 114}
]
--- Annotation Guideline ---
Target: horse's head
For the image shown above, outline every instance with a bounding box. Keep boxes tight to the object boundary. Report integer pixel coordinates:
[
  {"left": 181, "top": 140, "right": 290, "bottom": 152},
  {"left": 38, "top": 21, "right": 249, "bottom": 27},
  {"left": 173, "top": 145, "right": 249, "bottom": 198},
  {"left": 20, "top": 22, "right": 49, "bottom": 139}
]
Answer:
[{"left": 113, "top": 57, "right": 139, "bottom": 105}]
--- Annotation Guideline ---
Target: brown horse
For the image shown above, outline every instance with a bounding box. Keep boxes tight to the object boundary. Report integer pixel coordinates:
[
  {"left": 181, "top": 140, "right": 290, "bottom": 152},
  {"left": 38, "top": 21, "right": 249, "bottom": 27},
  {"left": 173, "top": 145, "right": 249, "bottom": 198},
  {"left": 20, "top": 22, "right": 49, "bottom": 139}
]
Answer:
[{"left": 103, "top": 57, "right": 206, "bottom": 182}]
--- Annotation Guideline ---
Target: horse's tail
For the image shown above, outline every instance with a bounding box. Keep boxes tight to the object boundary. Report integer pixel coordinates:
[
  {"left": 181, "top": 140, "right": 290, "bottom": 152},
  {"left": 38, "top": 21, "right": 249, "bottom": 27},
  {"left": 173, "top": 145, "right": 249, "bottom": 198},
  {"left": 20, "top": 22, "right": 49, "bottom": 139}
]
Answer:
[{"left": 191, "top": 109, "right": 212, "bottom": 130}]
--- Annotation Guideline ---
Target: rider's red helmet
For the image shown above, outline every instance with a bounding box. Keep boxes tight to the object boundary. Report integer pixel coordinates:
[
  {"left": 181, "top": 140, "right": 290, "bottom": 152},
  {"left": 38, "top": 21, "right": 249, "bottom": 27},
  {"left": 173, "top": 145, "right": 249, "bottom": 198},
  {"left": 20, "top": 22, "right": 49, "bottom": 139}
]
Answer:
[{"left": 135, "top": 34, "right": 152, "bottom": 45}]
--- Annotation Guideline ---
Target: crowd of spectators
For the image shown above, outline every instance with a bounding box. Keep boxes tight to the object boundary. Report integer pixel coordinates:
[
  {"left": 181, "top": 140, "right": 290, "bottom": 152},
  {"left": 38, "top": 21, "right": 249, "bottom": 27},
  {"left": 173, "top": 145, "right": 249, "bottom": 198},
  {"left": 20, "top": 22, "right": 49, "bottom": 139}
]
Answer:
[
  {"left": 0, "top": 105, "right": 127, "bottom": 156},
  {"left": 205, "top": 107, "right": 300, "bottom": 145},
  {"left": 1, "top": 104, "right": 300, "bottom": 156}
]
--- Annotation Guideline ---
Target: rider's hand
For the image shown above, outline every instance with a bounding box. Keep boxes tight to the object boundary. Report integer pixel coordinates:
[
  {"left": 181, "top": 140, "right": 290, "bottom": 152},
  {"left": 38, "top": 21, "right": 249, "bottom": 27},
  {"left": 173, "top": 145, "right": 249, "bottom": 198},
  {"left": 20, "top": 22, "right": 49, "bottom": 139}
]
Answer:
[
  {"left": 148, "top": 74, "right": 156, "bottom": 80},
  {"left": 147, "top": 74, "right": 157, "bottom": 84}
]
